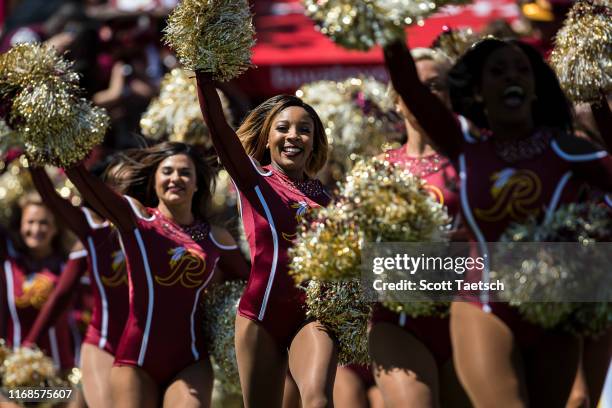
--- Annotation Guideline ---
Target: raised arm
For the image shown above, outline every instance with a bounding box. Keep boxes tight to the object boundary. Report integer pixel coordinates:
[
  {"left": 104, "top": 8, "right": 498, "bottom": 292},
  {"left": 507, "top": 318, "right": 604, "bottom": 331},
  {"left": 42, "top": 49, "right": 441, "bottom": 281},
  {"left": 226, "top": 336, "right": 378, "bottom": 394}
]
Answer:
[
  {"left": 29, "top": 167, "right": 90, "bottom": 241},
  {"left": 23, "top": 249, "right": 87, "bottom": 346},
  {"left": 383, "top": 40, "right": 464, "bottom": 159},
  {"left": 65, "top": 164, "right": 135, "bottom": 230},
  {"left": 590, "top": 97, "right": 612, "bottom": 151},
  {"left": 195, "top": 72, "right": 259, "bottom": 192}
]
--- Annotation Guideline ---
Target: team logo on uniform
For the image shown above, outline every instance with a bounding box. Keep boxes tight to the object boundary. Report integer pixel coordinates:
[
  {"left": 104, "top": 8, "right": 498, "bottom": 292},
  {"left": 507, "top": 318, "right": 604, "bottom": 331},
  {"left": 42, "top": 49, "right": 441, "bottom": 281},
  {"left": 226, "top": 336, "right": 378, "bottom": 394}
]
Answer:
[
  {"left": 15, "top": 274, "right": 54, "bottom": 309},
  {"left": 282, "top": 201, "right": 310, "bottom": 242},
  {"left": 102, "top": 250, "right": 128, "bottom": 287},
  {"left": 474, "top": 168, "right": 542, "bottom": 222},
  {"left": 156, "top": 247, "right": 207, "bottom": 288}
]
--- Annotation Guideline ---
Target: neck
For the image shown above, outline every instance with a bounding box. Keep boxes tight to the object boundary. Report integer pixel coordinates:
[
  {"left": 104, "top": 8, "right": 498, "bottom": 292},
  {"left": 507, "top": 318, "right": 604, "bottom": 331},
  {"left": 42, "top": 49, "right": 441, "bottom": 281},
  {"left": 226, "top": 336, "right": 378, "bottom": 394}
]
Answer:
[
  {"left": 404, "top": 119, "right": 437, "bottom": 157},
  {"left": 29, "top": 246, "right": 53, "bottom": 260},
  {"left": 272, "top": 161, "right": 305, "bottom": 181},
  {"left": 157, "top": 201, "right": 194, "bottom": 226},
  {"left": 490, "top": 118, "right": 534, "bottom": 141}
]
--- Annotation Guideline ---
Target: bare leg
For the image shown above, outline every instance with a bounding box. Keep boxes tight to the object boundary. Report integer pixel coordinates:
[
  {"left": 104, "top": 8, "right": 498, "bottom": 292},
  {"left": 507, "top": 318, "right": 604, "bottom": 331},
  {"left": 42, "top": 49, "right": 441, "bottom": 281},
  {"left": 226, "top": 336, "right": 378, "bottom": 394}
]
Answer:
[
  {"left": 567, "top": 341, "right": 589, "bottom": 408},
  {"left": 283, "top": 372, "right": 302, "bottom": 408},
  {"left": 450, "top": 302, "right": 527, "bottom": 408},
  {"left": 235, "top": 314, "right": 287, "bottom": 408},
  {"left": 109, "top": 365, "right": 159, "bottom": 408},
  {"left": 370, "top": 322, "right": 439, "bottom": 408},
  {"left": 367, "top": 386, "right": 385, "bottom": 408},
  {"left": 333, "top": 366, "right": 368, "bottom": 408},
  {"left": 288, "top": 321, "right": 338, "bottom": 408},
  {"left": 80, "top": 343, "right": 114, "bottom": 408},
  {"left": 162, "top": 358, "right": 214, "bottom": 408}
]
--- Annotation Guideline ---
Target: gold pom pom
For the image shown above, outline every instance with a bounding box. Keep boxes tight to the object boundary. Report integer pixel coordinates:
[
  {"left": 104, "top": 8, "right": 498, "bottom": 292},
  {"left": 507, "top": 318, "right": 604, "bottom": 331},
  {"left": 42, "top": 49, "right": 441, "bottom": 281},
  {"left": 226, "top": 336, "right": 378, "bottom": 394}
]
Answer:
[
  {"left": 495, "top": 202, "right": 612, "bottom": 330},
  {"left": 304, "top": 0, "right": 471, "bottom": 51},
  {"left": 0, "top": 118, "right": 22, "bottom": 156},
  {"left": 1, "top": 347, "right": 61, "bottom": 388},
  {"left": 0, "top": 339, "right": 8, "bottom": 367},
  {"left": 305, "top": 279, "right": 370, "bottom": 365},
  {"left": 550, "top": 1, "right": 612, "bottom": 103},
  {"left": 0, "top": 156, "right": 33, "bottom": 225},
  {"left": 140, "top": 68, "right": 233, "bottom": 147},
  {"left": 202, "top": 280, "right": 245, "bottom": 394},
  {"left": 0, "top": 43, "right": 109, "bottom": 167},
  {"left": 432, "top": 27, "right": 480, "bottom": 64},
  {"left": 163, "top": 0, "right": 256, "bottom": 81},
  {"left": 297, "top": 76, "right": 403, "bottom": 183}
]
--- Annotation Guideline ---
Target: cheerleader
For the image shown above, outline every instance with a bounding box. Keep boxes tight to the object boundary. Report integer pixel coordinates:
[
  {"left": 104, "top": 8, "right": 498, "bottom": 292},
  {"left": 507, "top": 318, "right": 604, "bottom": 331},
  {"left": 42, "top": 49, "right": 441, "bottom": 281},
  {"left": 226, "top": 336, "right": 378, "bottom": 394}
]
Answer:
[
  {"left": 0, "top": 192, "right": 79, "bottom": 371},
  {"left": 196, "top": 74, "right": 337, "bottom": 407},
  {"left": 23, "top": 159, "right": 132, "bottom": 408},
  {"left": 383, "top": 37, "right": 612, "bottom": 406},
  {"left": 65, "top": 142, "right": 248, "bottom": 407},
  {"left": 369, "top": 47, "right": 470, "bottom": 408}
]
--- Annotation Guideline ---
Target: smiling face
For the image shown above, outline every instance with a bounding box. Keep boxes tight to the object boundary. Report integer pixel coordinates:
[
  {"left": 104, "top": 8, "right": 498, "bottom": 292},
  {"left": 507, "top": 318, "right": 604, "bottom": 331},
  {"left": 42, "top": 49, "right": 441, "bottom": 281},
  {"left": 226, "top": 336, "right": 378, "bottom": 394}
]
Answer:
[
  {"left": 478, "top": 45, "right": 536, "bottom": 126},
  {"left": 267, "top": 106, "right": 315, "bottom": 177},
  {"left": 154, "top": 154, "right": 197, "bottom": 209},
  {"left": 20, "top": 204, "right": 57, "bottom": 254}
]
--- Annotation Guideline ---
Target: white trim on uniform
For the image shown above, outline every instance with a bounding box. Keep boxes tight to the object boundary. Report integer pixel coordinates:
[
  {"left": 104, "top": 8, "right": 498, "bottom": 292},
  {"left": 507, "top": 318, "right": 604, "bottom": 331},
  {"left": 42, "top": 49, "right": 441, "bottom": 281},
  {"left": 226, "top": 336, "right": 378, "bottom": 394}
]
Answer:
[
  {"left": 125, "top": 196, "right": 155, "bottom": 221},
  {"left": 458, "top": 116, "right": 477, "bottom": 144},
  {"left": 69, "top": 249, "right": 88, "bottom": 260},
  {"left": 459, "top": 154, "right": 491, "bottom": 312},
  {"left": 254, "top": 186, "right": 279, "bottom": 321},
  {"left": 249, "top": 157, "right": 273, "bottom": 177},
  {"left": 134, "top": 229, "right": 155, "bottom": 366},
  {"left": 87, "top": 237, "right": 109, "bottom": 350},
  {"left": 4, "top": 260, "right": 21, "bottom": 346},
  {"left": 81, "top": 207, "right": 110, "bottom": 229},
  {"left": 208, "top": 232, "right": 238, "bottom": 250},
  {"left": 545, "top": 172, "right": 573, "bottom": 223},
  {"left": 551, "top": 140, "right": 608, "bottom": 162},
  {"left": 48, "top": 327, "right": 61, "bottom": 368}
]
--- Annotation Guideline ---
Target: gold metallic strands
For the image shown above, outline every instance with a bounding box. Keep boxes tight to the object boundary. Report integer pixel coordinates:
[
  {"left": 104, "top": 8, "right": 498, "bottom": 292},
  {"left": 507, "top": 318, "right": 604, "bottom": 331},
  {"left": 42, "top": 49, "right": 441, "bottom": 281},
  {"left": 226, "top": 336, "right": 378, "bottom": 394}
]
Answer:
[
  {"left": 495, "top": 202, "right": 612, "bottom": 330},
  {"left": 140, "top": 68, "right": 233, "bottom": 147},
  {"left": 0, "top": 347, "right": 61, "bottom": 388},
  {"left": 0, "top": 118, "right": 22, "bottom": 155},
  {"left": 432, "top": 27, "right": 480, "bottom": 64},
  {"left": 0, "top": 43, "right": 109, "bottom": 166},
  {"left": 0, "top": 157, "right": 33, "bottom": 225},
  {"left": 163, "top": 0, "right": 256, "bottom": 81},
  {"left": 303, "top": 0, "right": 471, "bottom": 50},
  {"left": 0, "top": 339, "right": 8, "bottom": 367},
  {"left": 305, "top": 279, "right": 370, "bottom": 364},
  {"left": 202, "top": 280, "right": 245, "bottom": 394},
  {"left": 550, "top": 1, "right": 612, "bottom": 103},
  {"left": 297, "top": 77, "right": 403, "bottom": 183}
]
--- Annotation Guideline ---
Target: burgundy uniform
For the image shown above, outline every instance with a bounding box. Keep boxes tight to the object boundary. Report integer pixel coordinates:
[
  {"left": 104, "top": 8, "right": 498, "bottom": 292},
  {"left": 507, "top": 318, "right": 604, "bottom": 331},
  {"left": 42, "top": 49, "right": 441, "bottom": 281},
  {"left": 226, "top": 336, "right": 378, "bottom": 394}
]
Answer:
[
  {"left": 384, "top": 41, "right": 612, "bottom": 345},
  {"left": 27, "top": 168, "right": 129, "bottom": 356},
  {"left": 0, "top": 235, "right": 76, "bottom": 369},
  {"left": 66, "top": 166, "right": 246, "bottom": 385},
  {"left": 196, "top": 73, "right": 331, "bottom": 348},
  {"left": 371, "top": 144, "right": 460, "bottom": 364}
]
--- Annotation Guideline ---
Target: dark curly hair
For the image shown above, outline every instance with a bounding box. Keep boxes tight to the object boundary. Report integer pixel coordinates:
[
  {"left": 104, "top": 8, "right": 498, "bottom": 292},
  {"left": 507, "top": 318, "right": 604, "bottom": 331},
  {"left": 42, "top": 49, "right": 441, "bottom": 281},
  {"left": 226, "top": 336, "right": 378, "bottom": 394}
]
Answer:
[{"left": 447, "top": 38, "right": 573, "bottom": 133}]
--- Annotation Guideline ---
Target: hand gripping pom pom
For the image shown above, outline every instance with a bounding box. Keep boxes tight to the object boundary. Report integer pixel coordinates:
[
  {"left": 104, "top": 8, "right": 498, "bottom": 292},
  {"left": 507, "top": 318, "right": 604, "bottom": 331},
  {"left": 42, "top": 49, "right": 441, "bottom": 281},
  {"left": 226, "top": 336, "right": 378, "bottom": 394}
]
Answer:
[
  {"left": 202, "top": 280, "right": 245, "bottom": 394},
  {"left": 304, "top": 0, "right": 472, "bottom": 51},
  {"left": 163, "top": 0, "right": 256, "bottom": 81},
  {"left": 140, "top": 68, "right": 233, "bottom": 147},
  {"left": 494, "top": 202, "right": 612, "bottom": 332},
  {"left": 0, "top": 43, "right": 109, "bottom": 167},
  {"left": 550, "top": 1, "right": 612, "bottom": 103}
]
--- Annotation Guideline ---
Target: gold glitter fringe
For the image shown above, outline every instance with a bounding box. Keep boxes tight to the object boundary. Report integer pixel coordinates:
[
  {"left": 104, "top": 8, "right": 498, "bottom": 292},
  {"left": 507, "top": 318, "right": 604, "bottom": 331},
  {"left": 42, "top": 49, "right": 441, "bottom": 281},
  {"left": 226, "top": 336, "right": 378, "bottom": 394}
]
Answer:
[{"left": 163, "top": 0, "right": 256, "bottom": 81}]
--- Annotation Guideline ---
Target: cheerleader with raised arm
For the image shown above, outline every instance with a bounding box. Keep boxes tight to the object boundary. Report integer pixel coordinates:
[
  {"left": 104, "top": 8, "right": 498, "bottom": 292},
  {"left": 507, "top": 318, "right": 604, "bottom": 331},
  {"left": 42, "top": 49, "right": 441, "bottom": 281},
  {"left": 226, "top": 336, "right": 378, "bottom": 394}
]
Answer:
[
  {"left": 65, "top": 142, "right": 248, "bottom": 407},
  {"left": 196, "top": 75, "right": 338, "bottom": 407},
  {"left": 383, "top": 37, "right": 612, "bottom": 407}
]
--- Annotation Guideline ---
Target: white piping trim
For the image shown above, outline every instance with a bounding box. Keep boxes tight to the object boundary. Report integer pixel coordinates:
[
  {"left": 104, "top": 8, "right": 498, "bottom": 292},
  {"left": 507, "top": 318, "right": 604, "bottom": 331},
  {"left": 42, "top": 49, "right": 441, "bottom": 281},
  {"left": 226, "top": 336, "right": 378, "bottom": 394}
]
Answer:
[
  {"left": 134, "top": 229, "right": 155, "bottom": 366},
  {"left": 254, "top": 186, "right": 279, "bottom": 321},
  {"left": 48, "top": 327, "right": 60, "bottom": 368},
  {"left": 87, "top": 237, "right": 108, "bottom": 350},
  {"left": 125, "top": 196, "right": 155, "bottom": 221},
  {"left": 398, "top": 312, "right": 407, "bottom": 327},
  {"left": 190, "top": 258, "right": 219, "bottom": 359},
  {"left": 458, "top": 116, "right": 477, "bottom": 144},
  {"left": 249, "top": 157, "right": 273, "bottom": 176},
  {"left": 69, "top": 249, "right": 88, "bottom": 260},
  {"left": 4, "top": 261, "right": 20, "bottom": 347},
  {"left": 208, "top": 232, "right": 238, "bottom": 250},
  {"left": 605, "top": 194, "right": 612, "bottom": 209},
  {"left": 551, "top": 140, "right": 608, "bottom": 162},
  {"left": 459, "top": 155, "right": 491, "bottom": 312},
  {"left": 545, "top": 172, "right": 572, "bottom": 223},
  {"left": 81, "top": 207, "right": 110, "bottom": 229}
]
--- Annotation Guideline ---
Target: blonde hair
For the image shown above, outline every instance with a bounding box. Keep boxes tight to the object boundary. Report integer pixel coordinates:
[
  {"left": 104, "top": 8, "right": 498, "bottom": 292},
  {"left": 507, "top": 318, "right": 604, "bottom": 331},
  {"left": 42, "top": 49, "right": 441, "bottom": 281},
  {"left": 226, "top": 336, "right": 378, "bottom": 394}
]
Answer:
[{"left": 237, "top": 95, "right": 328, "bottom": 176}]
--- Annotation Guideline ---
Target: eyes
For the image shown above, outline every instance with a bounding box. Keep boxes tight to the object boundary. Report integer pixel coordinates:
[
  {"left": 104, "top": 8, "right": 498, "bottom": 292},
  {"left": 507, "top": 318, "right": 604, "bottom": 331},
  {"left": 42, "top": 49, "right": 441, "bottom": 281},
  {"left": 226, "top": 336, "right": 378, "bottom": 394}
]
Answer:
[
  {"left": 275, "top": 121, "right": 313, "bottom": 135},
  {"left": 160, "top": 167, "right": 193, "bottom": 178},
  {"left": 487, "top": 63, "right": 531, "bottom": 77}
]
